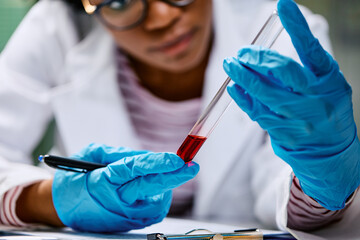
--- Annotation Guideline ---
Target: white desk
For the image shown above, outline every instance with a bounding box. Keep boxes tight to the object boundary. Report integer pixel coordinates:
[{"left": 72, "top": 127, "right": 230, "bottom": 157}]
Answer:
[{"left": 0, "top": 218, "right": 322, "bottom": 240}]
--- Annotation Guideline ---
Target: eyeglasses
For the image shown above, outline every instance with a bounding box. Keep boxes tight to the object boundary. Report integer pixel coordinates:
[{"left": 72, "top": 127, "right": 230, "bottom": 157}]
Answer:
[{"left": 81, "top": 0, "right": 195, "bottom": 31}]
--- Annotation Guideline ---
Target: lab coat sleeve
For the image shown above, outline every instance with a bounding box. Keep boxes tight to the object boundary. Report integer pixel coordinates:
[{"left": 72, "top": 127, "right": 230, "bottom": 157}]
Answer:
[
  {"left": 249, "top": 6, "right": 335, "bottom": 230},
  {"left": 250, "top": 134, "right": 292, "bottom": 229},
  {"left": 0, "top": 0, "right": 78, "bottom": 199}
]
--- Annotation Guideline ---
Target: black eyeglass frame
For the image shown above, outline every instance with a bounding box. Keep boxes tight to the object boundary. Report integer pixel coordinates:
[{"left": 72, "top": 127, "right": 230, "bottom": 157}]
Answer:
[{"left": 92, "top": 0, "right": 195, "bottom": 31}]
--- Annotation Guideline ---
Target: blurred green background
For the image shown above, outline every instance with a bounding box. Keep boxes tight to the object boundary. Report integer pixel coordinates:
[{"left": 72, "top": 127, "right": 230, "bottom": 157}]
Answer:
[
  {"left": 1, "top": 0, "right": 360, "bottom": 132},
  {"left": 0, "top": 0, "right": 36, "bottom": 50},
  {"left": 297, "top": 0, "right": 360, "bottom": 136}
]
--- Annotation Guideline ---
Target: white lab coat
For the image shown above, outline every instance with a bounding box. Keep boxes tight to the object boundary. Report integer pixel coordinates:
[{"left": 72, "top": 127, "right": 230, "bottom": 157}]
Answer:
[{"left": 1, "top": 0, "right": 360, "bottom": 238}]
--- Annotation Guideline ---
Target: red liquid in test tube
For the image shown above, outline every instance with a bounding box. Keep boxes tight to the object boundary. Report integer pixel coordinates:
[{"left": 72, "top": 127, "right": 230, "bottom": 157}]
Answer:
[
  {"left": 176, "top": 10, "right": 284, "bottom": 163},
  {"left": 177, "top": 135, "right": 207, "bottom": 163}
]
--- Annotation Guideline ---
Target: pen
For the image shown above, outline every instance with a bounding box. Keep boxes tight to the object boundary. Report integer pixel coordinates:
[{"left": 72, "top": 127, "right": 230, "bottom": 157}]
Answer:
[{"left": 38, "top": 155, "right": 107, "bottom": 173}]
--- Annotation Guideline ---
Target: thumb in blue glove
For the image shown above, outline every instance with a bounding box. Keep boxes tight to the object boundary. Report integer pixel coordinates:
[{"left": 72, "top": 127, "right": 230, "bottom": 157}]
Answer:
[
  {"left": 224, "top": 0, "right": 360, "bottom": 210},
  {"left": 52, "top": 143, "right": 199, "bottom": 232}
]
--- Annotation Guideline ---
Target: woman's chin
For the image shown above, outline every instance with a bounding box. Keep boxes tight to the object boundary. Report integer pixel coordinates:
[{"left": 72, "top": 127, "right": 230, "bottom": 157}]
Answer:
[{"left": 150, "top": 52, "right": 206, "bottom": 73}]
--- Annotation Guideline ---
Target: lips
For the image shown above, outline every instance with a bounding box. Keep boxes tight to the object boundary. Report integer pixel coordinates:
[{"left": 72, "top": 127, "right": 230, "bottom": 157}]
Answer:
[{"left": 148, "top": 28, "right": 198, "bottom": 57}]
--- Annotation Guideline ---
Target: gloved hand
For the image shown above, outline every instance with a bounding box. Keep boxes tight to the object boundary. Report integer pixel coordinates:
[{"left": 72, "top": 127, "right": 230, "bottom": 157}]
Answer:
[
  {"left": 52, "top": 143, "right": 199, "bottom": 232},
  {"left": 224, "top": 0, "right": 360, "bottom": 210}
]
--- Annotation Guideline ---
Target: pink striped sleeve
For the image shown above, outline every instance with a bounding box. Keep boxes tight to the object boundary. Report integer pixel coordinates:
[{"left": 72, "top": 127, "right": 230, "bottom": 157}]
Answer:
[
  {"left": 0, "top": 186, "right": 29, "bottom": 227},
  {"left": 287, "top": 174, "right": 357, "bottom": 231}
]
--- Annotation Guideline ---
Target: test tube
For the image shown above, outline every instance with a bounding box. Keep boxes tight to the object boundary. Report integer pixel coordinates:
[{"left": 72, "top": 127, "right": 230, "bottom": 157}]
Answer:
[{"left": 177, "top": 10, "right": 284, "bottom": 163}]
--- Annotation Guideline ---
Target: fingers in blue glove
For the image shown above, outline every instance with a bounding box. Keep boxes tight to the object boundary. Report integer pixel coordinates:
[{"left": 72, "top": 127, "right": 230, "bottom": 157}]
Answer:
[
  {"left": 227, "top": 83, "right": 315, "bottom": 147},
  {"left": 223, "top": 54, "right": 326, "bottom": 118},
  {"left": 227, "top": 83, "right": 277, "bottom": 120},
  {"left": 119, "top": 162, "right": 199, "bottom": 204},
  {"left": 112, "top": 191, "right": 173, "bottom": 219},
  {"left": 72, "top": 143, "right": 150, "bottom": 164},
  {"left": 105, "top": 152, "right": 191, "bottom": 183},
  {"left": 89, "top": 152, "right": 199, "bottom": 204},
  {"left": 277, "top": 0, "right": 333, "bottom": 77},
  {"left": 233, "top": 46, "right": 317, "bottom": 94}
]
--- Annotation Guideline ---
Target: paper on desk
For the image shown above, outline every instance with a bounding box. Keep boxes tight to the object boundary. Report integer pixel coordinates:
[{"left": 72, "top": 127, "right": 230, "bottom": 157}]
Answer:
[
  {"left": 130, "top": 217, "right": 237, "bottom": 234},
  {"left": 131, "top": 218, "right": 299, "bottom": 237}
]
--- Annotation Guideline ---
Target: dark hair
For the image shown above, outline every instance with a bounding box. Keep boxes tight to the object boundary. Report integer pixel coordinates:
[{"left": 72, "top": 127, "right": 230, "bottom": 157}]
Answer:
[{"left": 63, "top": 0, "right": 85, "bottom": 11}]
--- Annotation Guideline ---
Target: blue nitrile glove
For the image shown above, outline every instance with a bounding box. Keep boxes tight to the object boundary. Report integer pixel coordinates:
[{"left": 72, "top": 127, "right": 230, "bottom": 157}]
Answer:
[
  {"left": 224, "top": 0, "right": 360, "bottom": 210},
  {"left": 52, "top": 143, "right": 199, "bottom": 232}
]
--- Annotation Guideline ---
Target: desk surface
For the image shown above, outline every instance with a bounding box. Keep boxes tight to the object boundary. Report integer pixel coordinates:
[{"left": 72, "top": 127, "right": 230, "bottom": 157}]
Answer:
[{"left": 0, "top": 218, "right": 322, "bottom": 240}]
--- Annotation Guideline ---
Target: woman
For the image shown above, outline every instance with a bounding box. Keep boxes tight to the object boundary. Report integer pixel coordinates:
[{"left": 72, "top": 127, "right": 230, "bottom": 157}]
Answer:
[{"left": 0, "top": 0, "right": 359, "bottom": 235}]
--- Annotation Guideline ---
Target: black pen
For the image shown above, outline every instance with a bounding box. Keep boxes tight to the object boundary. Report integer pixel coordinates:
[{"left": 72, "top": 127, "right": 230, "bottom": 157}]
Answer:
[{"left": 38, "top": 155, "right": 106, "bottom": 173}]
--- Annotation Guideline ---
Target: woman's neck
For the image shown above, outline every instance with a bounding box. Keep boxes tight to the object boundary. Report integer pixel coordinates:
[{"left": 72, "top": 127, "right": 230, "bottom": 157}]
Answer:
[{"left": 128, "top": 45, "right": 211, "bottom": 102}]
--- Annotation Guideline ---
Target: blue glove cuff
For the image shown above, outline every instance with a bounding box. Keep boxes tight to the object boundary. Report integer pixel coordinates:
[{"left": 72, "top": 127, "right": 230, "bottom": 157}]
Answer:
[{"left": 274, "top": 136, "right": 360, "bottom": 210}]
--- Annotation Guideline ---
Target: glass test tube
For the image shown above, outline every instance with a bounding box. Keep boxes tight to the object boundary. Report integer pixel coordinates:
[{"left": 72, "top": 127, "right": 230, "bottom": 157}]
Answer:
[{"left": 177, "top": 10, "right": 284, "bottom": 163}]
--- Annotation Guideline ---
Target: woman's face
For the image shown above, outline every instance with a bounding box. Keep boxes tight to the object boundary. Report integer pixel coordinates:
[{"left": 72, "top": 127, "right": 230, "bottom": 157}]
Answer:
[{"left": 89, "top": 0, "right": 213, "bottom": 73}]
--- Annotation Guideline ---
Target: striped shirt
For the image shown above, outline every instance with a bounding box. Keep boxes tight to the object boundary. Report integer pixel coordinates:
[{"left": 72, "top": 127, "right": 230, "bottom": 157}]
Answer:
[
  {"left": 287, "top": 175, "right": 356, "bottom": 231},
  {"left": 0, "top": 185, "right": 27, "bottom": 226}
]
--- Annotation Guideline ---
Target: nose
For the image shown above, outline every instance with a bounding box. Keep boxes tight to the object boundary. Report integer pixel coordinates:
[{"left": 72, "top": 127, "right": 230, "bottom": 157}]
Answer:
[{"left": 144, "top": 1, "right": 182, "bottom": 31}]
